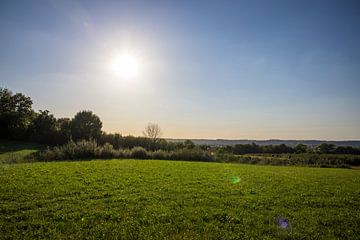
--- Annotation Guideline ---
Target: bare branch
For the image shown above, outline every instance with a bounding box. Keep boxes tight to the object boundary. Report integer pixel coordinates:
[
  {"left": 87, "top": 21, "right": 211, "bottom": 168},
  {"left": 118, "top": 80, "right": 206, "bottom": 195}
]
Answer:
[{"left": 143, "top": 123, "right": 162, "bottom": 143}]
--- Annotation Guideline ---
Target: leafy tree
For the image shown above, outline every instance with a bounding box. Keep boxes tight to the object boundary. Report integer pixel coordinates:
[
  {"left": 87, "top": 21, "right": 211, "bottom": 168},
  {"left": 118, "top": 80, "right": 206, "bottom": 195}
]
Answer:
[
  {"left": 294, "top": 144, "right": 308, "bottom": 153},
  {"left": 28, "top": 110, "right": 57, "bottom": 144},
  {"left": 334, "top": 146, "right": 360, "bottom": 155},
  {"left": 184, "top": 139, "right": 195, "bottom": 149},
  {"left": 55, "top": 118, "right": 72, "bottom": 144},
  {"left": 234, "top": 143, "right": 261, "bottom": 154},
  {"left": 121, "top": 135, "right": 148, "bottom": 149},
  {"left": 316, "top": 143, "right": 336, "bottom": 154},
  {"left": 274, "top": 144, "right": 294, "bottom": 154},
  {"left": 99, "top": 133, "right": 123, "bottom": 149},
  {"left": 0, "top": 88, "right": 34, "bottom": 140},
  {"left": 71, "top": 110, "right": 102, "bottom": 141}
]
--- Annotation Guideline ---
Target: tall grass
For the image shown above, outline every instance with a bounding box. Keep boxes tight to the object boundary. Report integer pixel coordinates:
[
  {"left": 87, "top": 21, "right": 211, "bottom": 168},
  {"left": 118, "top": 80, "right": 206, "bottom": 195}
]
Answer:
[{"left": 31, "top": 140, "right": 214, "bottom": 162}]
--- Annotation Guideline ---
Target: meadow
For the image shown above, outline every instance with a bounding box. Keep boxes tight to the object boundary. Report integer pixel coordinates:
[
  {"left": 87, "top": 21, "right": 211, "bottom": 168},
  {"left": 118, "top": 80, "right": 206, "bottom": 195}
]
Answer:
[
  {"left": 1, "top": 159, "right": 359, "bottom": 239},
  {"left": 0, "top": 140, "right": 43, "bottom": 164}
]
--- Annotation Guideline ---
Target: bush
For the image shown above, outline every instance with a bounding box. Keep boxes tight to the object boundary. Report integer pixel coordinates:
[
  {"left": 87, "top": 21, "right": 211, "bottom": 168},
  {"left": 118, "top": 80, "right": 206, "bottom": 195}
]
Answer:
[
  {"left": 130, "top": 147, "right": 149, "bottom": 159},
  {"left": 97, "top": 143, "right": 115, "bottom": 158},
  {"left": 32, "top": 140, "right": 216, "bottom": 163},
  {"left": 151, "top": 150, "right": 169, "bottom": 160},
  {"left": 32, "top": 141, "right": 359, "bottom": 168},
  {"left": 169, "top": 148, "right": 214, "bottom": 162},
  {"left": 34, "top": 140, "right": 98, "bottom": 161}
]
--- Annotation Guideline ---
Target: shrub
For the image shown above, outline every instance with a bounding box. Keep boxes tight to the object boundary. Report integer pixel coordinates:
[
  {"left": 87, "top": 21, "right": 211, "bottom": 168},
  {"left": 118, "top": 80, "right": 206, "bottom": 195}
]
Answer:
[
  {"left": 73, "top": 139, "right": 97, "bottom": 159},
  {"left": 151, "top": 150, "right": 169, "bottom": 160},
  {"left": 31, "top": 143, "right": 360, "bottom": 168},
  {"left": 32, "top": 140, "right": 216, "bottom": 163},
  {"left": 97, "top": 143, "right": 115, "bottom": 158},
  {"left": 169, "top": 148, "right": 214, "bottom": 162},
  {"left": 130, "top": 147, "right": 149, "bottom": 159},
  {"left": 34, "top": 140, "right": 98, "bottom": 161}
]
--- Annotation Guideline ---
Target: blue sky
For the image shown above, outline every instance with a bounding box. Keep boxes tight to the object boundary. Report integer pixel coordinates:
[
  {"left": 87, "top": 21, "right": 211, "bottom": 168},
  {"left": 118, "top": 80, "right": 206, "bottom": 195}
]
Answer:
[{"left": 1, "top": 0, "right": 360, "bottom": 139}]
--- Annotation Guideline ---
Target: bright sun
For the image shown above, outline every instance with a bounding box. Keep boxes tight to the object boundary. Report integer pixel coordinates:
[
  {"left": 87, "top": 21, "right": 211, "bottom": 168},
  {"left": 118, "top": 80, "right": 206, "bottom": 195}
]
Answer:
[{"left": 111, "top": 53, "right": 140, "bottom": 79}]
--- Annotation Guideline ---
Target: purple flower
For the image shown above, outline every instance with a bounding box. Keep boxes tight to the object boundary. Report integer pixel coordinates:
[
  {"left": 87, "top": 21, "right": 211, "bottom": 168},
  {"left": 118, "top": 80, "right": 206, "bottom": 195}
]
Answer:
[{"left": 277, "top": 217, "right": 289, "bottom": 229}]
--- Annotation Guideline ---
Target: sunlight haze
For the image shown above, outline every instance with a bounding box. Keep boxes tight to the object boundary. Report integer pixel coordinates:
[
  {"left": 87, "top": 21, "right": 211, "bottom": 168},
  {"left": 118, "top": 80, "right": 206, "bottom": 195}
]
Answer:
[{"left": 1, "top": 0, "right": 359, "bottom": 140}]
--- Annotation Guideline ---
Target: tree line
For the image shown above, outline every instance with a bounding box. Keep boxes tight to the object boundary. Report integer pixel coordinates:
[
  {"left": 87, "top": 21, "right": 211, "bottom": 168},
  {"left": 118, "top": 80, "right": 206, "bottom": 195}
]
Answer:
[
  {"left": 0, "top": 88, "right": 101, "bottom": 144},
  {"left": 0, "top": 88, "right": 196, "bottom": 151},
  {"left": 1, "top": 87, "right": 359, "bottom": 155},
  {"left": 219, "top": 143, "right": 360, "bottom": 155}
]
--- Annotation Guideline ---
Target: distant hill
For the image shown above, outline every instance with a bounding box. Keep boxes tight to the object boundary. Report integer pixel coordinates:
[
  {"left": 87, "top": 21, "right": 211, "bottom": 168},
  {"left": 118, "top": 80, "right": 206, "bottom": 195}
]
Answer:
[{"left": 166, "top": 139, "right": 360, "bottom": 147}]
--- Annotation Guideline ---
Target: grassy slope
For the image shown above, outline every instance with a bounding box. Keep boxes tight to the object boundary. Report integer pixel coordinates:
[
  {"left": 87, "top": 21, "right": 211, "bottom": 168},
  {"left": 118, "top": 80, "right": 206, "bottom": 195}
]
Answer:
[
  {"left": 0, "top": 140, "right": 43, "bottom": 163},
  {"left": 1, "top": 160, "right": 359, "bottom": 239}
]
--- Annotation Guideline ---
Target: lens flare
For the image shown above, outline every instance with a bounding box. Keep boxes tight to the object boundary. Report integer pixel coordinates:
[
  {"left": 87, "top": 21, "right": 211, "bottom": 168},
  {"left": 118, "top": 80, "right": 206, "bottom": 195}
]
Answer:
[
  {"left": 277, "top": 217, "right": 289, "bottom": 229},
  {"left": 231, "top": 176, "right": 240, "bottom": 184}
]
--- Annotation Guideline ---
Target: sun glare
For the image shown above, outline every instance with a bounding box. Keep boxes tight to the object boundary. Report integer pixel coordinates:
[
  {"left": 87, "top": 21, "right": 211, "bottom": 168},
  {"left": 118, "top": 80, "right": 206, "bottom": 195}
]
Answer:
[{"left": 111, "top": 52, "right": 141, "bottom": 79}]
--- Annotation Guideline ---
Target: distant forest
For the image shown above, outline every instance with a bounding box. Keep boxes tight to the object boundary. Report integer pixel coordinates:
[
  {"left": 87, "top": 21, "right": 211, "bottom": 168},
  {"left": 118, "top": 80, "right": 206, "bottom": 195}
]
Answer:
[{"left": 168, "top": 139, "right": 360, "bottom": 147}]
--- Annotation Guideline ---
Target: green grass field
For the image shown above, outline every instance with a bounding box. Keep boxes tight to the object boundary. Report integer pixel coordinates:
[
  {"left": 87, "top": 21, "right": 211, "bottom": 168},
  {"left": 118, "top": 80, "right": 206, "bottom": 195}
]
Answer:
[
  {"left": 0, "top": 140, "right": 43, "bottom": 164},
  {"left": 1, "top": 160, "right": 359, "bottom": 239}
]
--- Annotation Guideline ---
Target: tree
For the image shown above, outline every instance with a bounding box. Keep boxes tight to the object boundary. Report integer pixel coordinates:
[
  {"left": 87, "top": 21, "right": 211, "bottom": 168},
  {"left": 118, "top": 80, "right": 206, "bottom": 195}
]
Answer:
[
  {"left": 99, "top": 133, "right": 123, "bottom": 149},
  {"left": 143, "top": 123, "right": 162, "bottom": 144},
  {"left": 335, "top": 146, "right": 360, "bottom": 155},
  {"left": 28, "top": 110, "right": 57, "bottom": 144},
  {"left": 184, "top": 139, "right": 195, "bottom": 149},
  {"left": 0, "top": 88, "right": 34, "bottom": 140},
  {"left": 55, "top": 118, "right": 72, "bottom": 144},
  {"left": 71, "top": 111, "right": 102, "bottom": 141},
  {"left": 316, "top": 143, "right": 335, "bottom": 154},
  {"left": 294, "top": 144, "right": 308, "bottom": 153}
]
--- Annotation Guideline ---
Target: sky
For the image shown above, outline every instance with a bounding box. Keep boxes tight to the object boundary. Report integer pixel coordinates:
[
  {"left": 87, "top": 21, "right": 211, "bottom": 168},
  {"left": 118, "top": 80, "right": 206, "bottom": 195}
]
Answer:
[{"left": 1, "top": 0, "right": 360, "bottom": 140}]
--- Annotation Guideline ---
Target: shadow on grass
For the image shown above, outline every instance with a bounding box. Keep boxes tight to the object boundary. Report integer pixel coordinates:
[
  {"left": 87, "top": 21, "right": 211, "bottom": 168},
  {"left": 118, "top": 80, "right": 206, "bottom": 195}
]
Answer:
[{"left": 0, "top": 139, "right": 45, "bottom": 163}]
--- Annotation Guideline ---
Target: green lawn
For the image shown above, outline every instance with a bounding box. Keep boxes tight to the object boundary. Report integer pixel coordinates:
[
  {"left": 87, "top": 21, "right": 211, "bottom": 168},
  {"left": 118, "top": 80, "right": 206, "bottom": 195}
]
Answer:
[
  {"left": 0, "top": 140, "right": 42, "bottom": 163},
  {"left": 1, "top": 160, "right": 359, "bottom": 239}
]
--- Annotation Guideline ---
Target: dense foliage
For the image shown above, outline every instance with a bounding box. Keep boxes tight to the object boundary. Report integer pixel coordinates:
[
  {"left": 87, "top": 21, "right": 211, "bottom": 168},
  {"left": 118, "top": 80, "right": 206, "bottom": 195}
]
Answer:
[
  {"left": 31, "top": 140, "right": 214, "bottom": 162},
  {"left": 22, "top": 140, "right": 358, "bottom": 168},
  {"left": 0, "top": 88, "right": 193, "bottom": 151},
  {"left": 0, "top": 88, "right": 103, "bottom": 145},
  {"left": 220, "top": 142, "right": 360, "bottom": 155},
  {"left": 71, "top": 111, "right": 103, "bottom": 141},
  {"left": 0, "top": 88, "right": 34, "bottom": 140},
  {"left": 215, "top": 153, "right": 360, "bottom": 168}
]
